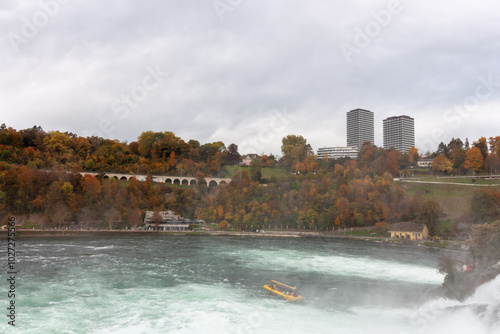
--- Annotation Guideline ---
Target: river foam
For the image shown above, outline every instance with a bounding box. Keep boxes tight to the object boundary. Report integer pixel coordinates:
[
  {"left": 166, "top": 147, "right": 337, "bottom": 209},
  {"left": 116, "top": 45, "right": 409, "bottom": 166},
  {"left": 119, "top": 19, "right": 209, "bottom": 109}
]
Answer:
[{"left": 232, "top": 248, "right": 444, "bottom": 285}]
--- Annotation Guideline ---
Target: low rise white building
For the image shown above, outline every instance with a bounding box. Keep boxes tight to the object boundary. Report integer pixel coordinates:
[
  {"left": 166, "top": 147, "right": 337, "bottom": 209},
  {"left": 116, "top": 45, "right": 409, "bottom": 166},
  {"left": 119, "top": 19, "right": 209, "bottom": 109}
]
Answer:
[
  {"left": 317, "top": 146, "right": 358, "bottom": 160},
  {"left": 417, "top": 159, "right": 433, "bottom": 168}
]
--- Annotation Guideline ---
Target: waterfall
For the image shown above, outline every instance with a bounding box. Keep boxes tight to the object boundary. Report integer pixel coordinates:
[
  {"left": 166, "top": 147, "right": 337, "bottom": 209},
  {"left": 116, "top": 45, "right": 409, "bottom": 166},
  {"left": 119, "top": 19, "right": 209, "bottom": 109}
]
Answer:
[{"left": 409, "top": 274, "right": 500, "bottom": 333}]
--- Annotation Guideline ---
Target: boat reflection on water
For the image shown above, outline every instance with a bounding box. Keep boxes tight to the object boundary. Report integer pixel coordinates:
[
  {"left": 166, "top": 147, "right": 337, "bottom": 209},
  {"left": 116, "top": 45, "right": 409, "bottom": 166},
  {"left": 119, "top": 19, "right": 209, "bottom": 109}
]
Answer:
[{"left": 263, "top": 280, "right": 304, "bottom": 302}]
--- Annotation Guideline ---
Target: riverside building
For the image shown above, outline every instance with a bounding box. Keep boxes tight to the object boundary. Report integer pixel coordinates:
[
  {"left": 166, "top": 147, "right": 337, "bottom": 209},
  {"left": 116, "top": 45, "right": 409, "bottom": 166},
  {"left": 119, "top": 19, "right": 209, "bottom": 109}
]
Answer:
[{"left": 143, "top": 211, "right": 204, "bottom": 231}]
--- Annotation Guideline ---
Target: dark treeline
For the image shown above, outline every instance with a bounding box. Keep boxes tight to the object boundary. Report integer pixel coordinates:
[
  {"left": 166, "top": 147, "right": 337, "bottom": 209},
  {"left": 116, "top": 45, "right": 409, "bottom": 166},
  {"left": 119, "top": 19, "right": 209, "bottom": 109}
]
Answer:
[
  {"left": 0, "top": 124, "right": 240, "bottom": 177},
  {"left": 430, "top": 136, "right": 500, "bottom": 175}
]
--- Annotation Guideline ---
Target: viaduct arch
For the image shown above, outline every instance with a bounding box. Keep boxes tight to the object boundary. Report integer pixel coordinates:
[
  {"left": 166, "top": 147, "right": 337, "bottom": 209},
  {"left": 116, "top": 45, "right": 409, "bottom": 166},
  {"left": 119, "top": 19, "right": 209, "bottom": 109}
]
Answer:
[{"left": 80, "top": 172, "right": 230, "bottom": 187}]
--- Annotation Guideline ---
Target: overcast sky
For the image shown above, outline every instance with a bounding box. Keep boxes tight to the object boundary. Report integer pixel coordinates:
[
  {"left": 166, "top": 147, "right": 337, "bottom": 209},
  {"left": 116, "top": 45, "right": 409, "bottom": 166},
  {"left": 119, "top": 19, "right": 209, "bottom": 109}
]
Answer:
[{"left": 2, "top": 0, "right": 500, "bottom": 155}]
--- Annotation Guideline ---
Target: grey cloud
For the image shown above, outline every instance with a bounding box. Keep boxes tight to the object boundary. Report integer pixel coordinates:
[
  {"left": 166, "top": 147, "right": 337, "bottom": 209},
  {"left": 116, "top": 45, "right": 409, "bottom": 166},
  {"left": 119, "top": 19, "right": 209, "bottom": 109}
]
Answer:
[{"left": 1, "top": 0, "right": 500, "bottom": 155}]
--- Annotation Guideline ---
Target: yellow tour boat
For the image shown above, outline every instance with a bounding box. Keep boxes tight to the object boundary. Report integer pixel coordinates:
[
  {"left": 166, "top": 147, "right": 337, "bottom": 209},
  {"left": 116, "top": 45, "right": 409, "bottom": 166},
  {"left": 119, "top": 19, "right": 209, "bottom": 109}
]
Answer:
[{"left": 263, "top": 280, "right": 304, "bottom": 301}]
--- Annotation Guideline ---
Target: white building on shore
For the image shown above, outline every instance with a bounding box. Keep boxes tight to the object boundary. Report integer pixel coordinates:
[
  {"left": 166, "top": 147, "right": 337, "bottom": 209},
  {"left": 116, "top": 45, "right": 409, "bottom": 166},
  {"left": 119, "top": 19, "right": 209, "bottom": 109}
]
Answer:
[{"left": 144, "top": 211, "right": 204, "bottom": 231}]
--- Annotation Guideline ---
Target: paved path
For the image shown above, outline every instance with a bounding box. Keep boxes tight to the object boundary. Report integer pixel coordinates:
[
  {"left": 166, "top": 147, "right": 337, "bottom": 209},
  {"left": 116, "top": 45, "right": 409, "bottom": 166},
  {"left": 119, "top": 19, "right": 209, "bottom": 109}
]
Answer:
[{"left": 398, "top": 180, "right": 500, "bottom": 187}]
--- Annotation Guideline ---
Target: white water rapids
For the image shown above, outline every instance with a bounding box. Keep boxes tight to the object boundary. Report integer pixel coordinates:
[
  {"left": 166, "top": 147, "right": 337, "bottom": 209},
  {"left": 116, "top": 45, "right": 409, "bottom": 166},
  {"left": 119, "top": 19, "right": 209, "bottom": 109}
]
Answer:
[{"left": 2, "top": 236, "right": 498, "bottom": 333}]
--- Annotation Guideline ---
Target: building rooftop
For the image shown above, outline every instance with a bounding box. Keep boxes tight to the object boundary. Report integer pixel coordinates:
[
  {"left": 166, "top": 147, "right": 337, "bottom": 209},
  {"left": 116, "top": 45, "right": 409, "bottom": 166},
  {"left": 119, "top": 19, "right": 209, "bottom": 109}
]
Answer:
[
  {"left": 384, "top": 115, "right": 414, "bottom": 120},
  {"left": 390, "top": 222, "right": 427, "bottom": 232}
]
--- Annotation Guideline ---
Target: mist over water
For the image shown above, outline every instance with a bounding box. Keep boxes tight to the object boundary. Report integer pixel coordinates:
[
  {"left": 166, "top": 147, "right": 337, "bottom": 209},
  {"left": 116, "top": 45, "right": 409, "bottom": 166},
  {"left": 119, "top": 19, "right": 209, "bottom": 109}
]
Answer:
[{"left": 3, "top": 236, "right": 499, "bottom": 333}]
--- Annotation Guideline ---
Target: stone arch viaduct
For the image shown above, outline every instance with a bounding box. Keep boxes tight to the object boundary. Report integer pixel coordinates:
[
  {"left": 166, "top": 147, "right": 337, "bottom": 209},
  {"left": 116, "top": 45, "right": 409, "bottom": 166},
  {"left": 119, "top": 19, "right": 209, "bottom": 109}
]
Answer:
[{"left": 79, "top": 172, "right": 231, "bottom": 187}]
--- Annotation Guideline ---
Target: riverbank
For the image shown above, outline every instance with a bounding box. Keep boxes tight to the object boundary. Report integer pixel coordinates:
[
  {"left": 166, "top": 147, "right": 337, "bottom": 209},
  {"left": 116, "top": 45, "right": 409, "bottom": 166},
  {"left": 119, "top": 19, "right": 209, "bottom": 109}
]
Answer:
[
  {"left": 0, "top": 228, "right": 388, "bottom": 239},
  {"left": 0, "top": 229, "right": 465, "bottom": 250},
  {"left": 0, "top": 229, "right": 322, "bottom": 238}
]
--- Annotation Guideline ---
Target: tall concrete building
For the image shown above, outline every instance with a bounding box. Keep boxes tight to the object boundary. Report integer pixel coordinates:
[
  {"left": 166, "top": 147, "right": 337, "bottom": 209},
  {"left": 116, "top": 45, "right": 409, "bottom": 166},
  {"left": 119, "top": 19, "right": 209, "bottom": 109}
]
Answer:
[
  {"left": 383, "top": 115, "right": 415, "bottom": 153},
  {"left": 346, "top": 108, "right": 374, "bottom": 150}
]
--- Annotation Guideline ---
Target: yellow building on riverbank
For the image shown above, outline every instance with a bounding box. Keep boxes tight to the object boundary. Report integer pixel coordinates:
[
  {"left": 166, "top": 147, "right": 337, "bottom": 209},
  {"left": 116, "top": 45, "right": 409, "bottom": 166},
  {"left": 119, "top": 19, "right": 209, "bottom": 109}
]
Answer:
[{"left": 390, "top": 222, "right": 429, "bottom": 240}]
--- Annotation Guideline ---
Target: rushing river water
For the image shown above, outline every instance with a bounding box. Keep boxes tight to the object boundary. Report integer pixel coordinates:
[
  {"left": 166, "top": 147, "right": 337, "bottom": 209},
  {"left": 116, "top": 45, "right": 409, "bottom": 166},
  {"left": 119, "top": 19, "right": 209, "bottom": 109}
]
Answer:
[{"left": 3, "top": 235, "right": 500, "bottom": 333}]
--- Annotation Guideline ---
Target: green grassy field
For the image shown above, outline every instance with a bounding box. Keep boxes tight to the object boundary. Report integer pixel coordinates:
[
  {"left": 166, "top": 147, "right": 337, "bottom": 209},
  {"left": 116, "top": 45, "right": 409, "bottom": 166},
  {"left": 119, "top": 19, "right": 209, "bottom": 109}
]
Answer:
[
  {"left": 399, "top": 181, "right": 500, "bottom": 218},
  {"left": 224, "top": 165, "right": 288, "bottom": 179}
]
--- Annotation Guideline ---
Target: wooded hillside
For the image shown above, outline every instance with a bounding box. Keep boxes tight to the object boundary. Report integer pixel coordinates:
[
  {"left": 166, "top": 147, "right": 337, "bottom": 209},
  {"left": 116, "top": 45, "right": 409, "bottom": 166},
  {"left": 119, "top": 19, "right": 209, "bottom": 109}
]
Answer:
[{"left": 1, "top": 125, "right": 499, "bottom": 234}]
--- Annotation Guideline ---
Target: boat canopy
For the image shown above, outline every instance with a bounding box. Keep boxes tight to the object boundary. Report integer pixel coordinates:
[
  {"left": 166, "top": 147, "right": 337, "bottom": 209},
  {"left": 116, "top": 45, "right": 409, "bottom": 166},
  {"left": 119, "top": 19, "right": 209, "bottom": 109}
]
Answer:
[{"left": 270, "top": 280, "right": 296, "bottom": 290}]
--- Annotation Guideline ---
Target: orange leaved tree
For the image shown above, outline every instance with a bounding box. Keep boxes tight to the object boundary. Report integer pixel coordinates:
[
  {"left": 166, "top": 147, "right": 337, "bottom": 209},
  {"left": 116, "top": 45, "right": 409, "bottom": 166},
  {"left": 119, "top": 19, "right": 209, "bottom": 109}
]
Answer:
[
  {"left": 432, "top": 154, "right": 453, "bottom": 175},
  {"left": 464, "top": 147, "right": 484, "bottom": 173}
]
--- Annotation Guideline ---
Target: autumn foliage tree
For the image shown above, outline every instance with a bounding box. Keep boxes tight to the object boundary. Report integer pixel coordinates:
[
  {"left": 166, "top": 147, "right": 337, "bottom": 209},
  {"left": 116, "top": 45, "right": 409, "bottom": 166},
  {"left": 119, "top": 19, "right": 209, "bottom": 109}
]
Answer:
[
  {"left": 473, "top": 137, "right": 489, "bottom": 161},
  {"left": 464, "top": 147, "right": 484, "bottom": 173},
  {"left": 409, "top": 147, "right": 419, "bottom": 167},
  {"left": 489, "top": 136, "right": 500, "bottom": 156},
  {"left": 281, "top": 135, "right": 313, "bottom": 172},
  {"left": 151, "top": 210, "right": 163, "bottom": 231},
  {"left": 374, "top": 221, "right": 390, "bottom": 234},
  {"left": 432, "top": 154, "right": 453, "bottom": 174},
  {"left": 448, "top": 138, "right": 466, "bottom": 170}
]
